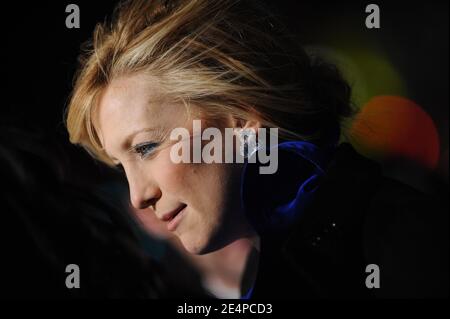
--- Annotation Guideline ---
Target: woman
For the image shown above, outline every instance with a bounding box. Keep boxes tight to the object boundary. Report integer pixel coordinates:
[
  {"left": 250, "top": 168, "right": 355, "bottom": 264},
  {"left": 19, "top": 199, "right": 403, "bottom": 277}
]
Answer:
[{"left": 66, "top": 0, "right": 448, "bottom": 298}]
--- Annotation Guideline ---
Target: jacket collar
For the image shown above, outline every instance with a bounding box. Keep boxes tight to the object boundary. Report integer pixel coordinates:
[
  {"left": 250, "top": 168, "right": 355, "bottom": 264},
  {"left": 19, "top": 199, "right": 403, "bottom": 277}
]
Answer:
[{"left": 240, "top": 140, "right": 336, "bottom": 236}]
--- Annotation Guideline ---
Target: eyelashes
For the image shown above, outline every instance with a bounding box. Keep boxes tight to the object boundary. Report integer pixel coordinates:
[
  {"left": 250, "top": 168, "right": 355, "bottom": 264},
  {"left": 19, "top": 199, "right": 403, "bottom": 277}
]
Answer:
[
  {"left": 113, "top": 141, "right": 162, "bottom": 171},
  {"left": 132, "top": 142, "right": 160, "bottom": 159}
]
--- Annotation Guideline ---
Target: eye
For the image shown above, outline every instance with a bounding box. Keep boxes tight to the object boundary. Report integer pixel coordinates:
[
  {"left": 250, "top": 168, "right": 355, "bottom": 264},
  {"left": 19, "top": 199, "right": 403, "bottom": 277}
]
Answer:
[{"left": 133, "top": 142, "right": 159, "bottom": 159}]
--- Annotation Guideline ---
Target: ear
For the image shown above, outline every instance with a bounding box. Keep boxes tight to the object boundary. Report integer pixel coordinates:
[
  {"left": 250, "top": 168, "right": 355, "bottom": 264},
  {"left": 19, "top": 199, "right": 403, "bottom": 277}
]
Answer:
[
  {"left": 241, "top": 119, "right": 262, "bottom": 132},
  {"left": 235, "top": 119, "right": 262, "bottom": 142},
  {"left": 225, "top": 114, "right": 262, "bottom": 132}
]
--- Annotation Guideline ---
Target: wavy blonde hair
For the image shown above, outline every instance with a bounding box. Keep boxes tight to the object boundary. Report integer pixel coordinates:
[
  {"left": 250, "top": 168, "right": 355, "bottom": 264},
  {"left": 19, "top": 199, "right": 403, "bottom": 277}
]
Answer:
[{"left": 66, "top": 0, "right": 352, "bottom": 165}]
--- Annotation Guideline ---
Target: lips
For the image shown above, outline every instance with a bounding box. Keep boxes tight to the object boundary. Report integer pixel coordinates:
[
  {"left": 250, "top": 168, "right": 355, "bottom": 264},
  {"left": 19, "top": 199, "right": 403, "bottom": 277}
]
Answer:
[
  {"left": 166, "top": 205, "right": 187, "bottom": 232},
  {"left": 160, "top": 204, "right": 187, "bottom": 222}
]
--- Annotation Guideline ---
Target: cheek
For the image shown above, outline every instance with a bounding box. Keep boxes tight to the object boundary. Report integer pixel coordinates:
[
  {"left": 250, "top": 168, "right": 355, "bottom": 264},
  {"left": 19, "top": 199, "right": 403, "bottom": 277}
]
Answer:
[
  {"left": 186, "top": 163, "right": 237, "bottom": 220},
  {"left": 153, "top": 148, "right": 227, "bottom": 209},
  {"left": 153, "top": 146, "right": 240, "bottom": 217},
  {"left": 151, "top": 148, "right": 190, "bottom": 193}
]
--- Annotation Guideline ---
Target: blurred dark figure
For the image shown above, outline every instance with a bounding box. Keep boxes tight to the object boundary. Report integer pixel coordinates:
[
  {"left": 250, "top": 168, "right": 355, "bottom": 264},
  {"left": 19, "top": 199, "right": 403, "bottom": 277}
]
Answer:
[{"left": 0, "top": 125, "right": 208, "bottom": 298}]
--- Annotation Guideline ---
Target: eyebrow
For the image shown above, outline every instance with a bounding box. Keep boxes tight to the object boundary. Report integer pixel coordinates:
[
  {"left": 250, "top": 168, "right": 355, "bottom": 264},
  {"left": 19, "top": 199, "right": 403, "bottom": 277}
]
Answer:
[{"left": 106, "top": 127, "right": 159, "bottom": 162}]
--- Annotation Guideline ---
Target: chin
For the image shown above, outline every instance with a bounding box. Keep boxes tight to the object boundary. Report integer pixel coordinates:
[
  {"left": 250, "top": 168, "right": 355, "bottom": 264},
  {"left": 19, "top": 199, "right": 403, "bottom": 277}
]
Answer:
[
  {"left": 179, "top": 229, "right": 235, "bottom": 255},
  {"left": 177, "top": 231, "right": 208, "bottom": 255},
  {"left": 180, "top": 237, "right": 209, "bottom": 255},
  {"left": 179, "top": 229, "right": 226, "bottom": 255}
]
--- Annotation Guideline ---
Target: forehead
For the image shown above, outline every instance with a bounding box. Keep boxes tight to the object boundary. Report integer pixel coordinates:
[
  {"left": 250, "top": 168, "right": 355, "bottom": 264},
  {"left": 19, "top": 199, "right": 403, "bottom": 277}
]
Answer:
[
  {"left": 95, "top": 74, "right": 171, "bottom": 147},
  {"left": 98, "top": 74, "right": 165, "bottom": 126}
]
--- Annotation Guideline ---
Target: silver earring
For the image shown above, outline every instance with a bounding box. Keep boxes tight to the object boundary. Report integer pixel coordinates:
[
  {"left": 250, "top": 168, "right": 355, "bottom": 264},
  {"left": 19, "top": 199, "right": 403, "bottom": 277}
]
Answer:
[{"left": 239, "top": 129, "right": 259, "bottom": 158}]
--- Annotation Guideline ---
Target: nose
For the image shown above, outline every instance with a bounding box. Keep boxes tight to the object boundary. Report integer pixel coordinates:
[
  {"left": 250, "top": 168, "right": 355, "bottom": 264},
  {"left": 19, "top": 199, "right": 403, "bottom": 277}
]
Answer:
[{"left": 126, "top": 168, "right": 161, "bottom": 210}]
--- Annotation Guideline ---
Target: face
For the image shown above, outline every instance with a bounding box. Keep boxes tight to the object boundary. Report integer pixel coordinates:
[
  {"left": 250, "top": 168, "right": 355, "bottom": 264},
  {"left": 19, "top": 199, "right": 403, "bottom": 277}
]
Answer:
[{"left": 96, "top": 73, "right": 255, "bottom": 254}]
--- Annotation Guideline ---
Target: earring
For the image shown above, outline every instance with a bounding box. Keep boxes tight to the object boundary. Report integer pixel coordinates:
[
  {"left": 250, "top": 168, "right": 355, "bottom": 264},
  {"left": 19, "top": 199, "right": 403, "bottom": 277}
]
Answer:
[{"left": 239, "top": 128, "right": 259, "bottom": 158}]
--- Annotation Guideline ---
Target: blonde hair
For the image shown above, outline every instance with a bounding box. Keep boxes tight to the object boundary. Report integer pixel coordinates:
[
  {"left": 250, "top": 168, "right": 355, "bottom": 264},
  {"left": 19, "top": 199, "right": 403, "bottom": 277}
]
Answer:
[{"left": 66, "top": 0, "right": 352, "bottom": 165}]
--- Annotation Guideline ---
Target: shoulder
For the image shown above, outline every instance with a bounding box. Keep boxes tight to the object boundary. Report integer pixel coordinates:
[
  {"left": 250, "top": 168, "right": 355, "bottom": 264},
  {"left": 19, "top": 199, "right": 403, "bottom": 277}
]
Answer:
[{"left": 281, "top": 143, "right": 448, "bottom": 297}]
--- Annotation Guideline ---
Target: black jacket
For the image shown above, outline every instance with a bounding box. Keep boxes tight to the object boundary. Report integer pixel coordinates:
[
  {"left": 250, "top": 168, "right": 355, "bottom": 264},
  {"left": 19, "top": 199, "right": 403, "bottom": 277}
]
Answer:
[{"left": 241, "top": 143, "right": 448, "bottom": 298}]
